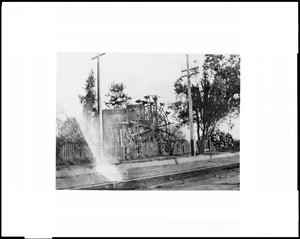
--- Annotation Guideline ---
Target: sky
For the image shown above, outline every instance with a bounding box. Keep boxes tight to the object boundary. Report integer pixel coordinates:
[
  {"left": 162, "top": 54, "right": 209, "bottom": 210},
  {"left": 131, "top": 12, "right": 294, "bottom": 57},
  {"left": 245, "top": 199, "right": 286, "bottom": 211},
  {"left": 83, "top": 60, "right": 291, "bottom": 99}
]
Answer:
[{"left": 57, "top": 53, "right": 240, "bottom": 139}]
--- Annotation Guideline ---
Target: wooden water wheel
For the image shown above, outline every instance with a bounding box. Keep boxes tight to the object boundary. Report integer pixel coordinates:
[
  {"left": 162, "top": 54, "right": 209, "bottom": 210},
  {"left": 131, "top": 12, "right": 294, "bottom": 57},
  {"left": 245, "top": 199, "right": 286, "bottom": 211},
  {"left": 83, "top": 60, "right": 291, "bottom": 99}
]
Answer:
[{"left": 121, "top": 95, "right": 171, "bottom": 147}]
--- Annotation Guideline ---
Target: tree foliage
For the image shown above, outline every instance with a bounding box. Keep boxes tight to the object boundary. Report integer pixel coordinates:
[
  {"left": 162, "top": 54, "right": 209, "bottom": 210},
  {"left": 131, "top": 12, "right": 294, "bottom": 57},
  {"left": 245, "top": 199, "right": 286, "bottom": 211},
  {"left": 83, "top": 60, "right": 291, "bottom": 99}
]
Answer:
[
  {"left": 105, "top": 82, "right": 132, "bottom": 109},
  {"left": 78, "top": 70, "right": 98, "bottom": 121},
  {"left": 57, "top": 117, "right": 86, "bottom": 144},
  {"left": 170, "top": 54, "right": 240, "bottom": 153}
]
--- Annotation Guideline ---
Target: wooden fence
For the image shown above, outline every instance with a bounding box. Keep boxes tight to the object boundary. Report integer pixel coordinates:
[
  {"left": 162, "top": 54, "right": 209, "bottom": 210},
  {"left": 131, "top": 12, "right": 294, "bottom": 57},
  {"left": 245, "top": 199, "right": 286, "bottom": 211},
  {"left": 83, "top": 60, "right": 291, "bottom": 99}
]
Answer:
[
  {"left": 172, "top": 141, "right": 191, "bottom": 155},
  {"left": 123, "top": 142, "right": 163, "bottom": 160},
  {"left": 58, "top": 143, "right": 93, "bottom": 161},
  {"left": 101, "top": 142, "right": 163, "bottom": 161},
  {"left": 57, "top": 141, "right": 194, "bottom": 163}
]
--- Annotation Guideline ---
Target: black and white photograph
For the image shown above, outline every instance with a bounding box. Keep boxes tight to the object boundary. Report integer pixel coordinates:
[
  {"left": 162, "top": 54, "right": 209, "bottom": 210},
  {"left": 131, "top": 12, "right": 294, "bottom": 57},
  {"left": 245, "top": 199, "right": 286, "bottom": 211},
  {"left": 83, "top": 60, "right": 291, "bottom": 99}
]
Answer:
[
  {"left": 2, "top": 2, "right": 297, "bottom": 238},
  {"left": 56, "top": 53, "right": 240, "bottom": 190}
]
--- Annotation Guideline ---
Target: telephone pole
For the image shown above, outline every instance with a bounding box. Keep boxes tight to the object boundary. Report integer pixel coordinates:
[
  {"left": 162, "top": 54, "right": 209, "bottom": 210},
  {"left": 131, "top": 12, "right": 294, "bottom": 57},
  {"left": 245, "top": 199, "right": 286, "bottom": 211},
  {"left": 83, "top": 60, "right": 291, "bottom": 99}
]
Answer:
[
  {"left": 181, "top": 57, "right": 198, "bottom": 156},
  {"left": 91, "top": 53, "right": 106, "bottom": 148},
  {"left": 186, "top": 54, "right": 195, "bottom": 156}
]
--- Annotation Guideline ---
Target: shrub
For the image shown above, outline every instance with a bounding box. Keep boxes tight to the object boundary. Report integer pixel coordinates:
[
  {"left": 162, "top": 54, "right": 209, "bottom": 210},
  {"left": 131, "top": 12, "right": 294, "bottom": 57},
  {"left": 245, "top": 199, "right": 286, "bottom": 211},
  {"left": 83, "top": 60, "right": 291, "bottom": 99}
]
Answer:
[{"left": 211, "top": 130, "right": 239, "bottom": 152}]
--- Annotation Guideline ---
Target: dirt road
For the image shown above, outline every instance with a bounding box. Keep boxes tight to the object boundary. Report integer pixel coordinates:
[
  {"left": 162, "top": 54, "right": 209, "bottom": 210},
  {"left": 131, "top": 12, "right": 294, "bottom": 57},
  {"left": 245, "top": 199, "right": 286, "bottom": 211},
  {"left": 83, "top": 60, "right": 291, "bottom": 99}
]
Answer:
[
  {"left": 139, "top": 168, "right": 240, "bottom": 190},
  {"left": 57, "top": 154, "right": 240, "bottom": 190}
]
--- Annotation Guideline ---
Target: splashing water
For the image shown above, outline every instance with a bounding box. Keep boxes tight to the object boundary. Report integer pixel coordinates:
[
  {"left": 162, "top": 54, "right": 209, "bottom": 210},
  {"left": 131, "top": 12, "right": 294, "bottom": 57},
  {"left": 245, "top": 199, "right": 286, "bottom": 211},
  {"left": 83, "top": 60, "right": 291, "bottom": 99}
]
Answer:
[{"left": 76, "top": 114, "right": 123, "bottom": 182}]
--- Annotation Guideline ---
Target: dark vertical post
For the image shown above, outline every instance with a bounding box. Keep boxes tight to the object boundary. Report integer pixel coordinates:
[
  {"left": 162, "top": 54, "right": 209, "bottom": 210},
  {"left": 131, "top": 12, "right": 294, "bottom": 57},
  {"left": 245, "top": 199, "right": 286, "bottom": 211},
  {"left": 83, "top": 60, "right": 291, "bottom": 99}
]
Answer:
[
  {"left": 97, "top": 57, "right": 100, "bottom": 117},
  {"left": 186, "top": 54, "right": 195, "bottom": 156},
  {"left": 91, "top": 53, "right": 106, "bottom": 157}
]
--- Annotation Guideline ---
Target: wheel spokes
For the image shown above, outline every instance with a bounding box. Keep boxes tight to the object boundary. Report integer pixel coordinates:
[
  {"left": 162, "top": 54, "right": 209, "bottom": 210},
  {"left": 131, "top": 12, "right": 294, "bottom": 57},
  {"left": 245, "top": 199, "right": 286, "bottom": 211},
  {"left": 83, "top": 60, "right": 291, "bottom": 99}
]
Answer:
[
  {"left": 140, "top": 131, "right": 152, "bottom": 143},
  {"left": 121, "top": 103, "right": 170, "bottom": 147},
  {"left": 157, "top": 122, "right": 170, "bottom": 128}
]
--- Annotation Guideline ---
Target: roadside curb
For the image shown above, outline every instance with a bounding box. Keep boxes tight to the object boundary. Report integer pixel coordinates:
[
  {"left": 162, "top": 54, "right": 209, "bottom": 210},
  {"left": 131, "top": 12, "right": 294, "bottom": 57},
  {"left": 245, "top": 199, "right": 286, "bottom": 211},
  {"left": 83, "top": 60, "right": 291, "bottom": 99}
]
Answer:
[{"left": 119, "top": 152, "right": 240, "bottom": 169}]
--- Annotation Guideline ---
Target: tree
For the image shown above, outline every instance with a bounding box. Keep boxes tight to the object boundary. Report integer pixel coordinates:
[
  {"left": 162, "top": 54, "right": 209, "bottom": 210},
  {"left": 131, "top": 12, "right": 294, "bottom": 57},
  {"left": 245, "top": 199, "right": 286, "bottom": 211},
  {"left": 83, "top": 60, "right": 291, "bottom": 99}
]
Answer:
[
  {"left": 57, "top": 117, "right": 86, "bottom": 144},
  {"left": 78, "top": 70, "right": 98, "bottom": 122},
  {"left": 105, "top": 82, "right": 132, "bottom": 108},
  {"left": 170, "top": 54, "right": 240, "bottom": 154}
]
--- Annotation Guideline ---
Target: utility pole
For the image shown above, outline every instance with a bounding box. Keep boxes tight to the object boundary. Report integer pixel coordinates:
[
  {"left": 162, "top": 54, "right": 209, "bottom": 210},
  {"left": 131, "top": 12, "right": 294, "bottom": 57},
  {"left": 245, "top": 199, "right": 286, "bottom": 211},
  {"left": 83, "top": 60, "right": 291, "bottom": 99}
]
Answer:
[
  {"left": 91, "top": 53, "right": 106, "bottom": 149},
  {"left": 181, "top": 56, "right": 198, "bottom": 156},
  {"left": 186, "top": 54, "right": 195, "bottom": 156}
]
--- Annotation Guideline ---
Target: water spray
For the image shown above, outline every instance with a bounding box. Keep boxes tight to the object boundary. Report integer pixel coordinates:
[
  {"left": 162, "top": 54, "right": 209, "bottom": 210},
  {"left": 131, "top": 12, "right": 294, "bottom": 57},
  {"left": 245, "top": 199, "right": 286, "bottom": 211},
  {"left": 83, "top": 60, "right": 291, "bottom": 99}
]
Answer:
[{"left": 76, "top": 113, "right": 123, "bottom": 182}]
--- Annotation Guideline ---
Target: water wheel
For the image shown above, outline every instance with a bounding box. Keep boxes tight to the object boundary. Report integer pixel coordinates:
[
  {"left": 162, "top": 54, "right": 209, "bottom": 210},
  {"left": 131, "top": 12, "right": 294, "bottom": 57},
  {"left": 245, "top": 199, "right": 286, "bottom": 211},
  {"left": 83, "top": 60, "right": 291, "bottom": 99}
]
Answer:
[{"left": 121, "top": 95, "right": 171, "bottom": 147}]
